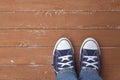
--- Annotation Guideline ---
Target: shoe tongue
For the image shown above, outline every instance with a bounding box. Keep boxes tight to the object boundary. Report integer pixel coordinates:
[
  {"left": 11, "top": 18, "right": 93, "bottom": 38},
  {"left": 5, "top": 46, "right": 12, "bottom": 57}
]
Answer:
[
  {"left": 58, "top": 49, "right": 72, "bottom": 56},
  {"left": 83, "top": 49, "right": 98, "bottom": 56}
]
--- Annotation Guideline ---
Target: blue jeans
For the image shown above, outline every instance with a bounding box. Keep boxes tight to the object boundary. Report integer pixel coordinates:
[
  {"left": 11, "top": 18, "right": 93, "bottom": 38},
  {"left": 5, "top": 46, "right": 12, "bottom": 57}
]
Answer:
[{"left": 56, "top": 68, "right": 103, "bottom": 80}]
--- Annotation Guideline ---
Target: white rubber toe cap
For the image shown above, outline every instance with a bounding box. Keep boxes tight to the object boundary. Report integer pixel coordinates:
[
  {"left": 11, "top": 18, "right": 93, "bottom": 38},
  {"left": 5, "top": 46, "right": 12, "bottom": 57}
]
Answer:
[
  {"left": 82, "top": 38, "right": 99, "bottom": 50},
  {"left": 56, "top": 38, "right": 72, "bottom": 50}
]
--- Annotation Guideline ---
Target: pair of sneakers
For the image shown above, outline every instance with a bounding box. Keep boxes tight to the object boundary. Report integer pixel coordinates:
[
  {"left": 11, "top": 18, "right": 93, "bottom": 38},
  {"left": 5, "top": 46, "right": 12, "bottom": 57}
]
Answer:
[{"left": 53, "top": 37, "right": 101, "bottom": 74}]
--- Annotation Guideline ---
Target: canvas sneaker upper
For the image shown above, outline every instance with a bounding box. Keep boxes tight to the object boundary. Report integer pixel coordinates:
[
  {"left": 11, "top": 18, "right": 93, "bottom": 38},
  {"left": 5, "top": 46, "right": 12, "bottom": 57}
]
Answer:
[
  {"left": 80, "top": 38, "right": 101, "bottom": 72},
  {"left": 53, "top": 38, "right": 75, "bottom": 74}
]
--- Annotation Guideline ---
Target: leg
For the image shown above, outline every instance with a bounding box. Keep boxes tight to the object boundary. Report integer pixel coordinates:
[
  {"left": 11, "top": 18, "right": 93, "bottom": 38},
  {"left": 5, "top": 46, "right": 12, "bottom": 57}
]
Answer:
[
  {"left": 79, "top": 38, "right": 103, "bottom": 80},
  {"left": 79, "top": 69, "right": 102, "bottom": 80},
  {"left": 56, "top": 69, "right": 77, "bottom": 80},
  {"left": 53, "top": 38, "right": 77, "bottom": 80}
]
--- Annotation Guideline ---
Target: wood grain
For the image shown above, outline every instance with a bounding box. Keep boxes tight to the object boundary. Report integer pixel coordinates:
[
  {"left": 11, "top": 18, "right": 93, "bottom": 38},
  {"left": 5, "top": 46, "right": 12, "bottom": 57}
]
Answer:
[
  {"left": 0, "top": 65, "right": 55, "bottom": 80},
  {"left": 0, "top": 47, "right": 119, "bottom": 65},
  {"left": 0, "top": 0, "right": 120, "bottom": 11},
  {"left": 0, "top": 65, "right": 119, "bottom": 80},
  {"left": 101, "top": 65, "right": 120, "bottom": 80},
  {"left": 0, "top": 12, "right": 120, "bottom": 29},
  {"left": 0, "top": 0, "right": 120, "bottom": 80},
  {"left": 0, "top": 30, "right": 119, "bottom": 47}
]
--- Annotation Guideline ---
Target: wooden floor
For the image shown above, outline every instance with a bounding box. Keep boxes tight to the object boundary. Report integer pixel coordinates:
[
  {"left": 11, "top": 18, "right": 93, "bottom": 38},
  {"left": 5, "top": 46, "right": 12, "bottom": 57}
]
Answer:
[{"left": 0, "top": 0, "right": 120, "bottom": 80}]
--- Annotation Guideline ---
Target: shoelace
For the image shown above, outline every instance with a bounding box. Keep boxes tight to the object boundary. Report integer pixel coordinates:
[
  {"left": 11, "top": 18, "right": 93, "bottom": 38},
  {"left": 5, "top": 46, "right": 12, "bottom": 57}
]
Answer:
[
  {"left": 58, "top": 55, "right": 74, "bottom": 70},
  {"left": 82, "top": 56, "right": 98, "bottom": 70}
]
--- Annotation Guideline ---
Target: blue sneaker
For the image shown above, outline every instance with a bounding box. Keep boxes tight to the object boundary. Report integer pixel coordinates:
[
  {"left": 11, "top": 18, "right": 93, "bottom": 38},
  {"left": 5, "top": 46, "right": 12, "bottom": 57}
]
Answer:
[
  {"left": 53, "top": 38, "right": 75, "bottom": 74},
  {"left": 80, "top": 38, "right": 101, "bottom": 72}
]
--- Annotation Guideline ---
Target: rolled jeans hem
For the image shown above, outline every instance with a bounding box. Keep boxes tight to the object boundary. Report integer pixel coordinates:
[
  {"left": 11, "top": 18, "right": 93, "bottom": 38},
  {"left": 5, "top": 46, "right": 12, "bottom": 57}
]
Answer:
[{"left": 56, "top": 68, "right": 77, "bottom": 80}]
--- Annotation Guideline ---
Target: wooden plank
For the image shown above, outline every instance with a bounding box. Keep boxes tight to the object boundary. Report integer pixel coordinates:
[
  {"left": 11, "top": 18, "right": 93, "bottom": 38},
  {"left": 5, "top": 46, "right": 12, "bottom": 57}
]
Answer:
[
  {"left": 0, "top": 30, "right": 119, "bottom": 47},
  {"left": 0, "top": 12, "right": 120, "bottom": 29},
  {"left": 0, "top": 65, "right": 55, "bottom": 80},
  {"left": 0, "top": 47, "right": 119, "bottom": 65},
  {"left": 101, "top": 65, "right": 120, "bottom": 80},
  {"left": 0, "top": 65, "right": 119, "bottom": 80},
  {"left": 0, "top": 47, "right": 52, "bottom": 65},
  {"left": 0, "top": 0, "right": 120, "bottom": 11}
]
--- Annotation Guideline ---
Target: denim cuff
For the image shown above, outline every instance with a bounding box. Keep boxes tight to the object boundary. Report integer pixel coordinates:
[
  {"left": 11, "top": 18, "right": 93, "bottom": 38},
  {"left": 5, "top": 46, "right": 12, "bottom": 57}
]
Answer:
[
  {"left": 81, "top": 68, "right": 99, "bottom": 74},
  {"left": 58, "top": 68, "right": 76, "bottom": 74},
  {"left": 79, "top": 68, "right": 102, "bottom": 80},
  {"left": 56, "top": 68, "right": 77, "bottom": 80}
]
